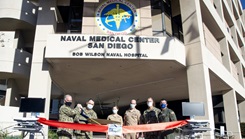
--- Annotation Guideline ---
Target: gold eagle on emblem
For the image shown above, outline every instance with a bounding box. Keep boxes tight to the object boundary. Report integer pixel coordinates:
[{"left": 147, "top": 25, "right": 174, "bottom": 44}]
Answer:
[{"left": 104, "top": 4, "right": 132, "bottom": 30}]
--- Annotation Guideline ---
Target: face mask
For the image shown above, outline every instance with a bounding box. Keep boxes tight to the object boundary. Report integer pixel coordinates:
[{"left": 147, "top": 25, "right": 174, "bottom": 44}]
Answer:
[
  {"left": 65, "top": 102, "right": 72, "bottom": 107},
  {"left": 112, "top": 109, "right": 118, "bottom": 114},
  {"left": 87, "top": 104, "right": 93, "bottom": 109},
  {"left": 147, "top": 102, "right": 153, "bottom": 107},
  {"left": 130, "top": 104, "right": 136, "bottom": 109},
  {"left": 160, "top": 103, "right": 167, "bottom": 109}
]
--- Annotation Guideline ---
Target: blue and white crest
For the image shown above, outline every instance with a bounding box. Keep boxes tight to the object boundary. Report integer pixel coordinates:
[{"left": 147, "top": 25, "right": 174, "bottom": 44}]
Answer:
[{"left": 96, "top": 0, "right": 139, "bottom": 35}]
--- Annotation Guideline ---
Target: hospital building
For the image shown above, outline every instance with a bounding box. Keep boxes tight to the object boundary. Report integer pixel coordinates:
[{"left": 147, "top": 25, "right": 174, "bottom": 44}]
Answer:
[{"left": 0, "top": 0, "right": 245, "bottom": 138}]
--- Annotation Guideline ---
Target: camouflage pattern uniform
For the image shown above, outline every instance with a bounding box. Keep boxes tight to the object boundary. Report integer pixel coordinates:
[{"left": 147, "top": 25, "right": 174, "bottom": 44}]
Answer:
[
  {"left": 142, "top": 107, "right": 161, "bottom": 139},
  {"left": 57, "top": 104, "right": 81, "bottom": 139},
  {"left": 74, "top": 108, "right": 98, "bottom": 139},
  {"left": 107, "top": 114, "right": 123, "bottom": 139},
  {"left": 124, "top": 108, "right": 141, "bottom": 139},
  {"left": 74, "top": 112, "right": 89, "bottom": 139},
  {"left": 158, "top": 108, "right": 177, "bottom": 139}
]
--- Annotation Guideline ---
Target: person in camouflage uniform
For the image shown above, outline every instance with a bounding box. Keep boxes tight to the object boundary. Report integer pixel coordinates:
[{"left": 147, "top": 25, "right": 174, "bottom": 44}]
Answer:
[
  {"left": 124, "top": 99, "right": 141, "bottom": 139},
  {"left": 74, "top": 111, "right": 90, "bottom": 139},
  {"left": 107, "top": 106, "right": 123, "bottom": 139},
  {"left": 57, "top": 94, "right": 82, "bottom": 139},
  {"left": 141, "top": 97, "right": 161, "bottom": 139},
  {"left": 74, "top": 99, "right": 97, "bottom": 139},
  {"left": 158, "top": 99, "right": 177, "bottom": 139}
]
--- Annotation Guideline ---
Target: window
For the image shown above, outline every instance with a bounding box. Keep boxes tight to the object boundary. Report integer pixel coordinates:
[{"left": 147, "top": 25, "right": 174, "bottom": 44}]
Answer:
[
  {"left": 69, "top": 6, "right": 83, "bottom": 33},
  {"left": 56, "top": 0, "right": 84, "bottom": 33},
  {"left": 151, "top": 0, "right": 183, "bottom": 42},
  {"left": 69, "top": 0, "right": 83, "bottom": 33},
  {"left": 0, "top": 79, "right": 6, "bottom": 106}
]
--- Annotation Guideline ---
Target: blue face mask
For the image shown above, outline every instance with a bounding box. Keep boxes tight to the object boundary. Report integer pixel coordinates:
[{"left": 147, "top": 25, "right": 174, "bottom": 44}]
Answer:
[{"left": 160, "top": 103, "right": 166, "bottom": 109}]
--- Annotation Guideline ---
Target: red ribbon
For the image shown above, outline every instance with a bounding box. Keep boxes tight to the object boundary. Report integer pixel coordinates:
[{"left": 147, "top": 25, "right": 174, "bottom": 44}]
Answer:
[
  {"left": 123, "top": 120, "right": 187, "bottom": 133},
  {"left": 38, "top": 118, "right": 108, "bottom": 133},
  {"left": 38, "top": 118, "right": 187, "bottom": 133}
]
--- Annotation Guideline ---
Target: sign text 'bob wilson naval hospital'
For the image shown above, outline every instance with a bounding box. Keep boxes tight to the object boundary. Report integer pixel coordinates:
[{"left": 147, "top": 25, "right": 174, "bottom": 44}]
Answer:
[{"left": 45, "top": 34, "right": 185, "bottom": 61}]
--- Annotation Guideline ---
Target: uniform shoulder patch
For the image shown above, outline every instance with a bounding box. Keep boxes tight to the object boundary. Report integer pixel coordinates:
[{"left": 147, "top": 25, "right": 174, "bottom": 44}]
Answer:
[{"left": 171, "top": 112, "right": 175, "bottom": 114}]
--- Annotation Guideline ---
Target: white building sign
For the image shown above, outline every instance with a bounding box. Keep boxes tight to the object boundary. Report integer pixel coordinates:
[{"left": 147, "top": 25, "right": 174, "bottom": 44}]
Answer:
[{"left": 45, "top": 34, "right": 185, "bottom": 65}]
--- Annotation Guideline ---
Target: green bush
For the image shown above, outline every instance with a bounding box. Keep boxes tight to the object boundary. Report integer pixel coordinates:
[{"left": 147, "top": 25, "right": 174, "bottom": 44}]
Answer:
[
  {"left": 241, "top": 123, "right": 245, "bottom": 138},
  {"left": 0, "top": 129, "right": 8, "bottom": 138},
  {"left": 0, "top": 128, "right": 58, "bottom": 139},
  {"left": 48, "top": 130, "right": 58, "bottom": 139},
  {"left": 0, "top": 130, "right": 22, "bottom": 139},
  {"left": 4, "top": 136, "right": 22, "bottom": 139}
]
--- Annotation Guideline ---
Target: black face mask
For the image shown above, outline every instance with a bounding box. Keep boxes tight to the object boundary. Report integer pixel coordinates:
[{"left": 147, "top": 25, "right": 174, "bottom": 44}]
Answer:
[{"left": 65, "top": 102, "right": 72, "bottom": 107}]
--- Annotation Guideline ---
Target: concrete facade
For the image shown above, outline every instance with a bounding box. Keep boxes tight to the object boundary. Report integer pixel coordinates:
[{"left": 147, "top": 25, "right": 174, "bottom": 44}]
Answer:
[{"left": 0, "top": 0, "right": 245, "bottom": 138}]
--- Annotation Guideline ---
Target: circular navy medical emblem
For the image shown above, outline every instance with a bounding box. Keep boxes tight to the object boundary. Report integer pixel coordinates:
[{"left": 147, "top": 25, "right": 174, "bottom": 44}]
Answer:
[{"left": 96, "top": 0, "right": 139, "bottom": 35}]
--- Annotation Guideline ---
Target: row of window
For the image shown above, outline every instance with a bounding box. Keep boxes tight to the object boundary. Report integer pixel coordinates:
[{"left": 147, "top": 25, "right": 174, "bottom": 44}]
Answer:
[{"left": 56, "top": 0, "right": 183, "bottom": 42}]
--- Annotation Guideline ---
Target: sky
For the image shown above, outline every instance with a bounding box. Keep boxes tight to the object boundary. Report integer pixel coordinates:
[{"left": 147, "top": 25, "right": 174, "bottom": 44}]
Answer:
[{"left": 241, "top": 0, "right": 245, "bottom": 9}]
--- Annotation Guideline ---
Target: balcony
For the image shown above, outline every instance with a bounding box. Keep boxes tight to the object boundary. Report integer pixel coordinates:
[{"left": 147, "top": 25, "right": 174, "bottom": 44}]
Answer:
[
  {"left": 203, "top": 23, "right": 222, "bottom": 63},
  {"left": 230, "top": 60, "right": 239, "bottom": 81},
  {"left": 0, "top": 32, "right": 32, "bottom": 78},
  {"left": 0, "top": 0, "right": 37, "bottom": 30},
  {"left": 0, "top": 47, "right": 32, "bottom": 78}
]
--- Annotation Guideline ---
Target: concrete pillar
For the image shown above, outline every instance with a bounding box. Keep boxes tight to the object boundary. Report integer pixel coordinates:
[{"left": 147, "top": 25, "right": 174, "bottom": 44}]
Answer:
[
  {"left": 187, "top": 64, "right": 215, "bottom": 139},
  {"left": 180, "top": 0, "right": 215, "bottom": 138},
  {"left": 5, "top": 79, "right": 12, "bottom": 106},
  {"left": 5, "top": 79, "right": 20, "bottom": 107},
  {"left": 27, "top": 0, "right": 57, "bottom": 138},
  {"left": 179, "top": 0, "right": 205, "bottom": 47},
  {"left": 223, "top": 90, "right": 242, "bottom": 139},
  {"left": 238, "top": 100, "right": 245, "bottom": 123}
]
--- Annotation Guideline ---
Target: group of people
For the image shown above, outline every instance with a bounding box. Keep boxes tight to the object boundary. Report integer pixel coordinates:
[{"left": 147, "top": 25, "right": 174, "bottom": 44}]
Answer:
[{"left": 57, "top": 95, "right": 177, "bottom": 139}]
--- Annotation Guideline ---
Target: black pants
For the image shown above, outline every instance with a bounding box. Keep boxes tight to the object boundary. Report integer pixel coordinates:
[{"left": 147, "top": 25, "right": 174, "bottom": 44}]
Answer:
[{"left": 57, "top": 130, "right": 72, "bottom": 139}]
